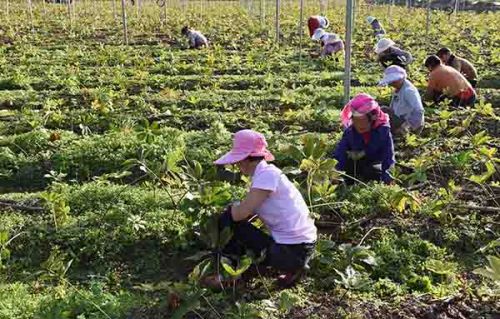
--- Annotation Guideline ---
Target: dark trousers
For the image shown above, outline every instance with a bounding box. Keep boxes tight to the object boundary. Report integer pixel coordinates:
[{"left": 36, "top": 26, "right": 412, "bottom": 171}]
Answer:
[
  {"left": 437, "top": 90, "right": 476, "bottom": 108},
  {"left": 219, "top": 211, "right": 315, "bottom": 272},
  {"left": 451, "top": 93, "right": 476, "bottom": 107},
  {"left": 381, "top": 106, "right": 403, "bottom": 134},
  {"left": 344, "top": 158, "right": 382, "bottom": 185}
]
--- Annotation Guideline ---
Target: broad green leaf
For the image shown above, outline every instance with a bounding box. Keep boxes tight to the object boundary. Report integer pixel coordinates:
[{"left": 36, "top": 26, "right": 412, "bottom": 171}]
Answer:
[
  {"left": 473, "top": 255, "right": 500, "bottom": 282},
  {"left": 303, "top": 135, "right": 316, "bottom": 158},
  {"left": 397, "top": 196, "right": 407, "bottom": 213},
  {"left": 193, "top": 160, "right": 203, "bottom": 178},
  {"left": 425, "top": 259, "right": 456, "bottom": 275},
  {"left": 472, "top": 131, "right": 490, "bottom": 146},
  {"left": 219, "top": 226, "right": 233, "bottom": 248},
  {"left": 299, "top": 158, "right": 316, "bottom": 171},
  {"left": 279, "top": 291, "right": 299, "bottom": 313},
  {"left": 171, "top": 290, "right": 203, "bottom": 319},
  {"left": 0, "top": 231, "right": 8, "bottom": 245},
  {"left": 189, "top": 258, "right": 212, "bottom": 282},
  {"left": 469, "top": 161, "right": 496, "bottom": 184},
  {"left": 477, "top": 239, "right": 500, "bottom": 254},
  {"left": 222, "top": 256, "right": 252, "bottom": 278},
  {"left": 361, "top": 255, "right": 377, "bottom": 266}
]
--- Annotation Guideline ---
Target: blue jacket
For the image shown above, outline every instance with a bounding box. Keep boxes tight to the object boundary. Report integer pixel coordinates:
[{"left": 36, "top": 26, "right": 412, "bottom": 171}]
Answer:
[{"left": 334, "top": 125, "right": 395, "bottom": 183}]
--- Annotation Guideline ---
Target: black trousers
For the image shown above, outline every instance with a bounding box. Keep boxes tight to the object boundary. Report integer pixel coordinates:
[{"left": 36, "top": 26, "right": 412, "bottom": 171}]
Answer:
[
  {"left": 381, "top": 106, "right": 404, "bottom": 134},
  {"left": 344, "top": 158, "right": 382, "bottom": 185},
  {"left": 219, "top": 211, "right": 315, "bottom": 272},
  {"left": 437, "top": 93, "right": 476, "bottom": 108},
  {"left": 451, "top": 93, "right": 476, "bottom": 107}
]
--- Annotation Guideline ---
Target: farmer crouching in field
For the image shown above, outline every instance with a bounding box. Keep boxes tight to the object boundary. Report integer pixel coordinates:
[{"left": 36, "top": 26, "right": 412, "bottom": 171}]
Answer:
[
  {"left": 437, "top": 47, "right": 478, "bottom": 88},
  {"left": 181, "top": 26, "right": 208, "bottom": 49},
  {"left": 424, "top": 55, "right": 476, "bottom": 107},
  {"left": 374, "top": 38, "right": 413, "bottom": 69},
  {"left": 311, "top": 29, "right": 344, "bottom": 59},
  {"left": 379, "top": 66, "right": 424, "bottom": 135},
  {"left": 307, "top": 15, "right": 330, "bottom": 37},
  {"left": 366, "top": 16, "right": 386, "bottom": 39},
  {"left": 203, "top": 130, "right": 317, "bottom": 289},
  {"left": 333, "top": 94, "right": 395, "bottom": 185}
]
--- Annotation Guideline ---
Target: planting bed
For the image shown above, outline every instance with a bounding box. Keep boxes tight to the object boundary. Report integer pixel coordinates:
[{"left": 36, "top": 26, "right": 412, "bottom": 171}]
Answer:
[{"left": 0, "top": 1, "right": 498, "bottom": 318}]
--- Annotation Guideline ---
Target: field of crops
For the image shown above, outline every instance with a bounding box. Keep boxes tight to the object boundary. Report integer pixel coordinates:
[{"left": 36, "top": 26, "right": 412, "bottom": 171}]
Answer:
[{"left": 0, "top": 1, "right": 499, "bottom": 318}]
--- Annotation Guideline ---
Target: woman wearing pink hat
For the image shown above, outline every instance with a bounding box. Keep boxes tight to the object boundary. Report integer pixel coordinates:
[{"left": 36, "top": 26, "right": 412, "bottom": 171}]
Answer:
[
  {"left": 205, "top": 129, "right": 317, "bottom": 288},
  {"left": 334, "top": 94, "right": 395, "bottom": 184}
]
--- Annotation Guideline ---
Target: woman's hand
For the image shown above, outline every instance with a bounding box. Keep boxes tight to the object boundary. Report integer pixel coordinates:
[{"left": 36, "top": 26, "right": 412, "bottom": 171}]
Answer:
[{"left": 231, "top": 188, "right": 271, "bottom": 222}]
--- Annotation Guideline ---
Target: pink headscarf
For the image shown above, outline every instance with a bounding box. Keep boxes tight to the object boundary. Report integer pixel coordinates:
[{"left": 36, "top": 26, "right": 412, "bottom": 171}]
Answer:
[{"left": 340, "top": 93, "right": 390, "bottom": 129}]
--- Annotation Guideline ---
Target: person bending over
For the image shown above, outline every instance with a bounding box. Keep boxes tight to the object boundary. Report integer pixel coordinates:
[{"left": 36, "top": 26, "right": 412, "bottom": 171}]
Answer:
[
  {"left": 424, "top": 55, "right": 476, "bottom": 107},
  {"left": 437, "top": 47, "right": 478, "bottom": 88},
  {"left": 312, "top": 28, "right": 344, "bottom": 59},
  {"left": 181, "top": 26, "right": 208, "bottom": 49},
  {"left": 374, "top": 38, "right": 413, "bottom": 69},
  {"left": 307, "top": 15, "right": 329, "bottom": 37},
  {"left": 366, "top": 16, "right": 386, "bottom": 39},
  {"left": 379, "top": 65, "right": 424, "bottom": 135}
]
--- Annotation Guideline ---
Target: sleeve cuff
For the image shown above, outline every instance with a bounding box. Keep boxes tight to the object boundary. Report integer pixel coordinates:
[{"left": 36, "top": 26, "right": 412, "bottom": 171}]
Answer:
[{"left": 382, "top": 172, "right": 393, "bottom": 184}]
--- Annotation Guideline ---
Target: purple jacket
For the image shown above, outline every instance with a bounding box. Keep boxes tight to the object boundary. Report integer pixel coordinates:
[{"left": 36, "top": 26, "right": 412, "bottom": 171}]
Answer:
[{"left": 334, "top": 125, "right": 395, "bottom": 183}]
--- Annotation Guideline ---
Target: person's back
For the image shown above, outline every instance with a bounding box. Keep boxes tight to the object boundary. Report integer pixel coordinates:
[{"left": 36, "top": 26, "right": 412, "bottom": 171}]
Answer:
[
  {"left": 312, "top": 29, "right": 344, "bottom": 58},
  {"left": 448, "top": 55, "right": 478, "bottom": 83},
  {"left": 308, "top": 15, "right": 329, "bottom": 37},
  {"left": 182, "top": 26, "right": 208, "bottom": 49},
  {"left": 390, "top": 80, "right": 424, "bottom": 130},
  {"left": 189, "top": 30, "right": 208, "bottom": 48},
  {"left": 437, "top": 48, "right": 478, "bottom": 88},
  {"left": 428, "top": 64, "right": 472, "bottom": 97},
  {"left": 378, "top": 46, "right": 413, "bottom": 69},
  {"left": 366, "top": 16, "right": 386, "bottom": 39},
  {"left": 321, "top": 33, "right": 344, "bottom": 57},
  {"left": 425, "top": 55, "right": 476, "bottom": 107}
]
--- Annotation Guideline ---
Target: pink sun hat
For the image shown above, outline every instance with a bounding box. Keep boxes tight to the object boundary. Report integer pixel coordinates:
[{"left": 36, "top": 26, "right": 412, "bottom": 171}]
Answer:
[
  {"left": 214, "top": 129, "right": 275, "bottom": 165},
  {"left": 340, "top": 93, "right": 390, "bottom": 129}
]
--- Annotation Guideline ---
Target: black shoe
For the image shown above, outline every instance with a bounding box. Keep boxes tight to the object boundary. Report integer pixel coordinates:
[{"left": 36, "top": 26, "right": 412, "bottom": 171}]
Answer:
[{"left": 276, "top": 268, "right": 305, "bottom": 288}]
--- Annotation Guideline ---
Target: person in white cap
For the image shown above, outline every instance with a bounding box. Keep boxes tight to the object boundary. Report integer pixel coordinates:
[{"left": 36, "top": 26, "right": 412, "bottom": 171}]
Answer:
[
  {"left": 201, "top": 129, "right": 317, "bottom": 290},
  {"left": 379, "top": 65, "right": 424, "bottom": 134},
  {"left": 181, "top": 26, "right": 208, "bottom": 49},
  {"left": 374, "top": 38, "right": 413, "bottom": 69},
  {"left": 312, "top": 28, "right": 345, "bottom": 59},
  {"left": 366, "top": 16, "right": 386, "bottom": 39},
  {"left": 307, "top": 15, "right": 329, "bottom": 38}
]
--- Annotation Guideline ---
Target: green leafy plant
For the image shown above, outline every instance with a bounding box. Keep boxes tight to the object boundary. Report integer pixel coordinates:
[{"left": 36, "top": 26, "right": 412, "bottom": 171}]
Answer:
[
  {"left": 473, "top": 255, "right": 500, "bottom": 282},
  {"left": 38, "top": 246, "right": 73, "bottom": 285},
  {"left": 284, "top": 134, "right": 340, "bottom": 215},
  {"left": 0, "top": 229, "right": 23, "bottom": 271}
]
